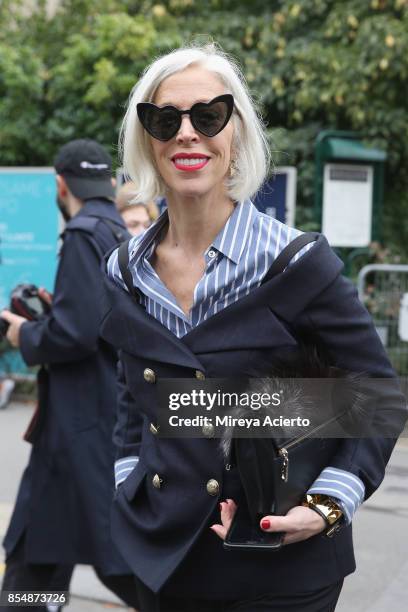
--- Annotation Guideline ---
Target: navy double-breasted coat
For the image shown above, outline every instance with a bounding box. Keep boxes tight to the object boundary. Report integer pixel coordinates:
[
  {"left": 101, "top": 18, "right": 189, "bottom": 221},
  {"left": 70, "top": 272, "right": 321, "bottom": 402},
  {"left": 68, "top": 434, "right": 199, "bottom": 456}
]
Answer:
[
  {"left": 100, "top": 233, "right": 406, "bottom": 598},
  {"left": 3, "top": 199, "right": 131, "bottom": 574}
]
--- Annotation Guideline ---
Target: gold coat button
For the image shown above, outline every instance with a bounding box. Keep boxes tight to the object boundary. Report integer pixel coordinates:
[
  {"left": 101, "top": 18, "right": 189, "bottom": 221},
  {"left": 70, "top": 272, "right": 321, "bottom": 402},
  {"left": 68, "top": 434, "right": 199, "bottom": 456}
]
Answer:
[
  {"left": 195, "top": 370, "right": 206, "bottom": 380},
  {"left": 202, "top": 423, "right": 215, "bottom": 438},
  {"left": 206, "top": 479, "right": 219, "bottom": 496},
  {"left": 143, "top": 368, "right": 156, "bottom": 383},
  {"left": 150, "top": 423, "right": 159, "bottom": 435},
  {"left": 152, "top": 474, "right": 163, "bottom": 489}
]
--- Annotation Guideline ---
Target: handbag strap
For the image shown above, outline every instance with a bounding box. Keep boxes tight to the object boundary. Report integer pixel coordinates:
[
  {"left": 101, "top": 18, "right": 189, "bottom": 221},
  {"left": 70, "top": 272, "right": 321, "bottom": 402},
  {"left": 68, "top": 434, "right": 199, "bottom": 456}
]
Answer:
[
  {"left": 118, "top": 231, "right": 319, "bottom": 297},
  {"left": 118, "top": 238, "right": 139, "bottom": 299},
  {"left": 261, "top": 232, "right": 319, "bottom": 285}
]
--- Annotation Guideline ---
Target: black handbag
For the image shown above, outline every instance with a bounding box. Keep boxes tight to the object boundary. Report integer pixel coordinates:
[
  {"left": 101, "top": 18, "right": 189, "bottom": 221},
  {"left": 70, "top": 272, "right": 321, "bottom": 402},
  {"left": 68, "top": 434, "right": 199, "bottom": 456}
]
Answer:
[
  {"left": 223, "top": 232, "right": 362, "bottom": 550},
  {"left": 230, "top": 366, "right": 345, "bottom": 520}
]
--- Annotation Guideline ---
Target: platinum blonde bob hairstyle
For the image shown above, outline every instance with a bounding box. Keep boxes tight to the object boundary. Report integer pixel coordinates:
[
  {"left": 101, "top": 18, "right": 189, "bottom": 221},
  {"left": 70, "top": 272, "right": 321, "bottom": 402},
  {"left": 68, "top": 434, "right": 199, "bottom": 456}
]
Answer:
[{"left": 120, "top": 43, "right": 270, "bottom": 204}]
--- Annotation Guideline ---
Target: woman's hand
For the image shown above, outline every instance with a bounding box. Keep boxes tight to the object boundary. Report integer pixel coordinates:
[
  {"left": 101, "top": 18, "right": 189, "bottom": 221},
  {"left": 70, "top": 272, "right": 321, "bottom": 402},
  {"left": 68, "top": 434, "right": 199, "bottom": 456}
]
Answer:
[
  {"left": 210, "top": 498, "right": 237, "bottom": 539},
  {"left": 259, "top": 506, "right": 326, "bottom": 545},
  {"left": 211, "top": 501, "right": 326, "bottom": 545}
]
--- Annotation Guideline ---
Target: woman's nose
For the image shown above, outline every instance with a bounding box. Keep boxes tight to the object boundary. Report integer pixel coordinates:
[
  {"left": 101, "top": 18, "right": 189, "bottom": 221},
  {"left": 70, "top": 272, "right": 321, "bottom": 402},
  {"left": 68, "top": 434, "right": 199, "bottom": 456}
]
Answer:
[{"left": 176, "top": 114, "right": 199, "bottom": 143}]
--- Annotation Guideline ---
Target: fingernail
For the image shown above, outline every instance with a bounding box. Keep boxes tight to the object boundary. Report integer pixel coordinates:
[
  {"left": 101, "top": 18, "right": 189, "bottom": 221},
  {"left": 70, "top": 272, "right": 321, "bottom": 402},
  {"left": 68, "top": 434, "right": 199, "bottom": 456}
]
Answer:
[{"left": 260, "top": 519, "right": 270, "bottom": 530}]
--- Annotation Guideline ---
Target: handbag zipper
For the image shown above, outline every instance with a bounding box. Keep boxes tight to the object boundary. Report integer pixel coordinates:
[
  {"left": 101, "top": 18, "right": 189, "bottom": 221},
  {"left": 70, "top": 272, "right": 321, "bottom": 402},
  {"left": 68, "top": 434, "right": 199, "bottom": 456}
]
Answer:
[{"left": 277, "top": 411, "right": 346, "bottom": 483}]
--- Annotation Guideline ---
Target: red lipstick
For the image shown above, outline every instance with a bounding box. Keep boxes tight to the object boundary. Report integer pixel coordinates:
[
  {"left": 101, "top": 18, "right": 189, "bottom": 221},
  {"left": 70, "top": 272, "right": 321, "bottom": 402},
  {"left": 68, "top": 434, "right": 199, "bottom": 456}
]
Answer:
[{"left": 171, "top": 152, "right": 210, "bottom": 172}]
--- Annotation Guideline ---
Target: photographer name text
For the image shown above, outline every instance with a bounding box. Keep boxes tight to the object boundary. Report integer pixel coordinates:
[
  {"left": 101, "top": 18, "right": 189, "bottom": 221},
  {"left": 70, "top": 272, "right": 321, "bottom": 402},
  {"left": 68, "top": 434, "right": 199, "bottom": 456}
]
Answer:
[{"left": 167, "top": 415, "right": 311, "bottom": 428}]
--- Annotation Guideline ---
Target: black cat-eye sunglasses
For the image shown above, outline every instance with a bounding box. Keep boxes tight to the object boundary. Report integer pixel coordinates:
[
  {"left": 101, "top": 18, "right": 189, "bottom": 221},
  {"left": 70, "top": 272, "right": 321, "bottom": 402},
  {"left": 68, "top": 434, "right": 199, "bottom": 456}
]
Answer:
[{"left": 137, "top": 94, "right": 234, "bottom": 142}]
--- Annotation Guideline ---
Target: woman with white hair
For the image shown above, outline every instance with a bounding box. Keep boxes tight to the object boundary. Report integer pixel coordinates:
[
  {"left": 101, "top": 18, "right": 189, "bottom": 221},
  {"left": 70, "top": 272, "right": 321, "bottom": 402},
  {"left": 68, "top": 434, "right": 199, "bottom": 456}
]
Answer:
[{"left": 101, "top": 43, "right": 404, "bottom": 611}]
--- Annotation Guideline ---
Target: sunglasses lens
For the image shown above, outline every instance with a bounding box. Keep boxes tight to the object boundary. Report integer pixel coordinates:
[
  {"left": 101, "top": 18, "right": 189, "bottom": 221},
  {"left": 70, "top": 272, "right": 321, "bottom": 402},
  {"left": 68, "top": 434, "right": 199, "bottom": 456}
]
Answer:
[
  {"left": 138, "top": 95, "right": 233, "bottom": 141},
  {"left": 144, "top": 106, "right": 180, "bottom": 141},
  {"left": 193, "top": 100, "right": 230, "bottom": 137}
]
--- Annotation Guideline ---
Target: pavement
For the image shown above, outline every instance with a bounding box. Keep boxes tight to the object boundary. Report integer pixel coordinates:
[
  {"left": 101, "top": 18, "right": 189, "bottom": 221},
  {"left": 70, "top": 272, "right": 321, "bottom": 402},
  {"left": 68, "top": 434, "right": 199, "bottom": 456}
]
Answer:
[{"left": 1, "top": 401, "right": 407, "bottom": 611}]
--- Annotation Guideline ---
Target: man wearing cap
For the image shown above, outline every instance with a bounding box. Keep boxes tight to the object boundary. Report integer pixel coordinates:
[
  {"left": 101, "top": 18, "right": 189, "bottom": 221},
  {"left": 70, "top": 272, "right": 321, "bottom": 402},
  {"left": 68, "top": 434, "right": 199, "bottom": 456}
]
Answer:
[{"left": 0, "top": 140, "right": 139, "bottom": 610}]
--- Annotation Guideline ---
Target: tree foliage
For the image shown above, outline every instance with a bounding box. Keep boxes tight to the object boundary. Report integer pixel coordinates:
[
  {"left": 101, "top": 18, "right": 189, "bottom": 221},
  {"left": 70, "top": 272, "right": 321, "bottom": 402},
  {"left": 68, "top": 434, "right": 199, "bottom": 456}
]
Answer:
[{"left": 0, "top": 0, "right": 407, "bottom": 254}]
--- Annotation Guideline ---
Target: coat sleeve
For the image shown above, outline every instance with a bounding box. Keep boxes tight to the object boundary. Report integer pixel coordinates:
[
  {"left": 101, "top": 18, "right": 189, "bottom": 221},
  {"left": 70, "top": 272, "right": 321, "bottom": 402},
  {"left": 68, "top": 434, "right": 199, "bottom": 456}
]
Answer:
[
  {"left": 293, "top": 270, "right": 408, "bottom": 502},
  {"left": 20, "top": 230, "right": 104, "bottom": 365},
  {"left": 113, "top": 357, "right": 145, "bottom": 488}
]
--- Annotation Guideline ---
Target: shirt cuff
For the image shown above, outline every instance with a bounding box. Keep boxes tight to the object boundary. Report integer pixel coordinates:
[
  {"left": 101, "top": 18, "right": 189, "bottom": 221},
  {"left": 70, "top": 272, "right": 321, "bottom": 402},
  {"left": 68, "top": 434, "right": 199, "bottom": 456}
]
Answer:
[
  {"left": 114, "top": 456, "right": 139, "bottom": 488},
  {"left": 307, "top": 466, "right": 365, "bottom": 524}
]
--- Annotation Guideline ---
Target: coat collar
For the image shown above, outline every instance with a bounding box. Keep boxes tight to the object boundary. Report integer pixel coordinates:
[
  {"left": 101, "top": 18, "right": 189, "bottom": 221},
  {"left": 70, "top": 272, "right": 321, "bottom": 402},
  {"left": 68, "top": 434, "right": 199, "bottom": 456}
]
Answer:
[
  {"left": 100, "top": 233, "right": 343, "bottom": 369},
  {"left": 67, "top": 198, "right": 126, "bottom": 228}
]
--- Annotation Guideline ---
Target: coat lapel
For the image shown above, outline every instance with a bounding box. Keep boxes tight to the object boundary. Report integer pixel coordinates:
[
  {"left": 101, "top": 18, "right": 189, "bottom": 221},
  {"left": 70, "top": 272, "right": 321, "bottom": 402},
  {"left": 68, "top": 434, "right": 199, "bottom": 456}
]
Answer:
[
  {"left": 182, "top": 234, "right": 344, "bottom": 354},
  {"left": 181, "top": 281, "right": 295, "bottom": 354},
  {"left": 100, "top": 273, "right": 204, "bottom": 370}
]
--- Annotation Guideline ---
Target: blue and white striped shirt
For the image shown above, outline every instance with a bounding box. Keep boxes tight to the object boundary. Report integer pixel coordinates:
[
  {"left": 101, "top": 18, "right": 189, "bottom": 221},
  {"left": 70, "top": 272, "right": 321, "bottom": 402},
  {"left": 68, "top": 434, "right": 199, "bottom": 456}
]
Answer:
[
  {"left": 108, "top": 199, "right": 365, "bottom": 522},
  {"left": 108, "top": 199, "right": 311, "bottom": 337}
]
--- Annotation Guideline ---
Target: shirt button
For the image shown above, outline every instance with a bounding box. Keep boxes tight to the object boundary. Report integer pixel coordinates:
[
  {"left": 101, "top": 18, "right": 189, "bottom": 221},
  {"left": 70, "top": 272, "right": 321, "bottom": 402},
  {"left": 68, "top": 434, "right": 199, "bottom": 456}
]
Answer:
[
  {"left": 206, "top": 479, "right": 220, "bottom": 496},
  {"left": 208, "top": 250, "right": 216, "bottom": 258},
  {"left": 143, "top": 368, "right": 156, "bottom": 383}
]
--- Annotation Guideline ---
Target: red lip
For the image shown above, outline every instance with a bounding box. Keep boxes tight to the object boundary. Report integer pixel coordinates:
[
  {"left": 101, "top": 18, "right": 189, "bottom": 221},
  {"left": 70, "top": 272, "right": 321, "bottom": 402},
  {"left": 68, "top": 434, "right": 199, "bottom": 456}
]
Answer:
[
  {"left": 171, "top": 152, "right": 210, "bottom": 172},
  {"left": 171, "top": 152, "right": 210, "bottom": 160}
]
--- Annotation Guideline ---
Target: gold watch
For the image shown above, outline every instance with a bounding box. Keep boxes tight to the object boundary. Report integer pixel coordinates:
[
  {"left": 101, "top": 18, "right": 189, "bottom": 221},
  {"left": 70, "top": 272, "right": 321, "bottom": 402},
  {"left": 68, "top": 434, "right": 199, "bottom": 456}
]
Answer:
[{"left": 302, "top": 493, "right": 344, "bottom": 537}]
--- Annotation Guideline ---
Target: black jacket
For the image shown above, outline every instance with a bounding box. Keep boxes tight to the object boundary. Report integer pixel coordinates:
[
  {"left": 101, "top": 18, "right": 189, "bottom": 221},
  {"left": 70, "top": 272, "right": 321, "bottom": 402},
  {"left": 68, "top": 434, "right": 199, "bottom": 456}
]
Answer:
[
  {"left": 4, "top": 199, "right": 130, "bottom": 574},
  {"left": 100, "top": 233, "right": 407, "bottom": 596}
]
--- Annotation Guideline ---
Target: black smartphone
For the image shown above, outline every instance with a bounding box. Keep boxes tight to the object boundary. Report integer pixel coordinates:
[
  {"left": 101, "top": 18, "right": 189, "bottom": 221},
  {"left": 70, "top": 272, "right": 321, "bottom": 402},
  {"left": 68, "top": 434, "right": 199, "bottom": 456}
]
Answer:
[{"left": 223, "top": 505, "right": 285, "bottom": 552}]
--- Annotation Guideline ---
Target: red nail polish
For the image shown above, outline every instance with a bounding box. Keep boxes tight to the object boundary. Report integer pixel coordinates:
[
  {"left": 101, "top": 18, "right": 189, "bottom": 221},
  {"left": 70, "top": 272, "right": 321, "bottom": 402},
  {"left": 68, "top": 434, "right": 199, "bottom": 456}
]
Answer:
[{"left": 260, "top": 519, "right": 270, "bottom": 530}]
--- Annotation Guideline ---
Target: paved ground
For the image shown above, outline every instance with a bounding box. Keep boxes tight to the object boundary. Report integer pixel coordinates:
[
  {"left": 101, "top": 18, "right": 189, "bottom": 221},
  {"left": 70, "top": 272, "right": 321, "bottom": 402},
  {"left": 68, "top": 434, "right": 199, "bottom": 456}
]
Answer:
[
  {"left": 0, "top": 401, "right": 131, "bottom": 611},
  {"left": 1, "top": 401, "right": 407, "bottom": 611},
  {"left": 337, "top": 438, "right": 408, "bottom": 612}
]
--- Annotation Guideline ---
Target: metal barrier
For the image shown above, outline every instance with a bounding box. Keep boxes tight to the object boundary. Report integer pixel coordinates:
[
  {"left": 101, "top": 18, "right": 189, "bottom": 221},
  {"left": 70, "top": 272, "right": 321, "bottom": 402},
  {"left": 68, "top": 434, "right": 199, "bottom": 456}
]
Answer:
[{"left": 357, "top": 264, "right": 408, "bottom": 375}]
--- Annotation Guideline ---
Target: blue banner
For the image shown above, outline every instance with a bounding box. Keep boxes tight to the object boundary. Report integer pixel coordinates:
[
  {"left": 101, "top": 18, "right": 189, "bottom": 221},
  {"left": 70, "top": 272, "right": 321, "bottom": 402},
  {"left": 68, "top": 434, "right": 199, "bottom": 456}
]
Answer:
[{"left": 0, "top": 168, "right": 59, "bottom": 375}]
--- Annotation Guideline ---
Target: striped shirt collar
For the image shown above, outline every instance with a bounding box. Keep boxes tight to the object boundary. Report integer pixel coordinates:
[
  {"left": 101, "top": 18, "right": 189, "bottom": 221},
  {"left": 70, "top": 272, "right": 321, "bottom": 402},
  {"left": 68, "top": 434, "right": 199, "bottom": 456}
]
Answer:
[
  {"left": 128, "top": 199, "right": 257, "bottom": 266},
  {"left": 211, "top": 199, "right": 257, "bottom": 264}
]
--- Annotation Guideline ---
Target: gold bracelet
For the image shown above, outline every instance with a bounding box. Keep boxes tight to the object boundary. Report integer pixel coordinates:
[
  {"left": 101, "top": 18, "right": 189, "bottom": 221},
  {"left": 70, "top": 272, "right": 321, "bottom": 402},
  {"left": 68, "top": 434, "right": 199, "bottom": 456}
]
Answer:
[{"left": 302, "top": 494, "right": 344, "bottom": 537}]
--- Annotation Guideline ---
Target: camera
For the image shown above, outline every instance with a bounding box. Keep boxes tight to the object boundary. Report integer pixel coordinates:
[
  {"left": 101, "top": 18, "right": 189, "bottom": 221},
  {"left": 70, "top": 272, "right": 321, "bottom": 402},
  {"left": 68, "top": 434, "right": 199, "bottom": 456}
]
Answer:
[{"left": 0, "top": 284, "right": 51, "bottom": 339}]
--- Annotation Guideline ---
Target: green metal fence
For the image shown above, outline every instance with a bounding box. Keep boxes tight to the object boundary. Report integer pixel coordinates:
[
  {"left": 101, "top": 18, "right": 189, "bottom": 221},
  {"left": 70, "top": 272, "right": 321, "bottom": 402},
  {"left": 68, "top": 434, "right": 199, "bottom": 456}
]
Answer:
[{"left": 357, "top": 264, "right": 408, "bottom": 376}]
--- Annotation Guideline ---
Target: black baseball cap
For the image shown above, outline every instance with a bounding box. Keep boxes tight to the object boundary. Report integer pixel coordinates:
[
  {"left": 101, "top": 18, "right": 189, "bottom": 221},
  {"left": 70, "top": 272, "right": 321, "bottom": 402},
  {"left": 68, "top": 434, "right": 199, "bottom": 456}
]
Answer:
[{"left": 54, "top": 139, "right": 115, "bottom": 201}]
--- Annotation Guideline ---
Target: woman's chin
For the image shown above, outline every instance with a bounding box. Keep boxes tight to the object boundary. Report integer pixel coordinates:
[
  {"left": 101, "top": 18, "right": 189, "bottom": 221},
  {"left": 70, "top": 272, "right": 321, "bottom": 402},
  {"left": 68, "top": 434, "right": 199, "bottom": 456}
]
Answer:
[{"left": 167, "top": 179, "right": 223, "bottom": 202}]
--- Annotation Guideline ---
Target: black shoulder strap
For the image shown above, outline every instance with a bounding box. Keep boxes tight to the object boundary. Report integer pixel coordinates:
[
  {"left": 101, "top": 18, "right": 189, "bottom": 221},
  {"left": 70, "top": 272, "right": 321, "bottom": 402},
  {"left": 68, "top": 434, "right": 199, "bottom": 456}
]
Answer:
[
  {"left": 261, "top": 232, "right": 319, "bottom": 285},
  {"left": 65, "top": 216, "right": 98, "bottom": 234},
  {"left": 101, "top": 218, "right": 127, "bottom": 243},
  {"left": 118, "top": 239, "right": 139, "bottom": 298},
  {"left": 65, "top": 215, "right": 127, "bottom": 243}
]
